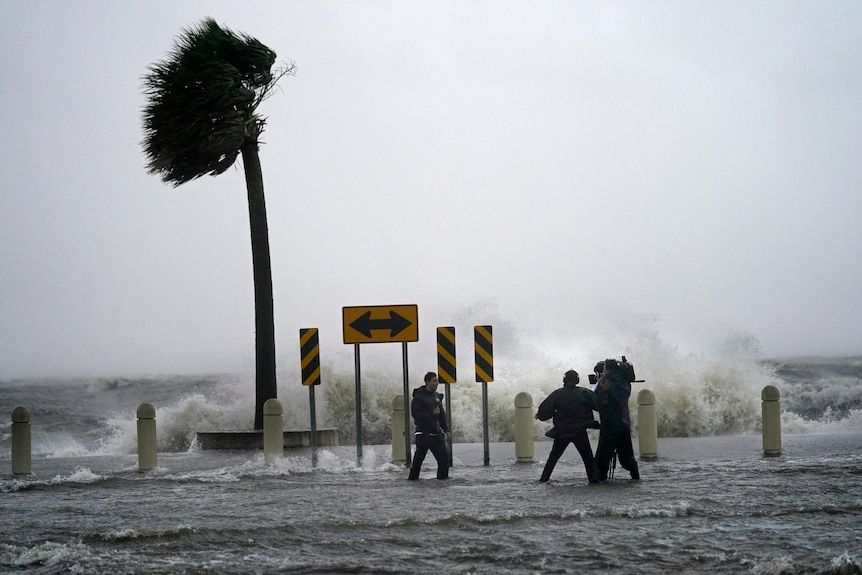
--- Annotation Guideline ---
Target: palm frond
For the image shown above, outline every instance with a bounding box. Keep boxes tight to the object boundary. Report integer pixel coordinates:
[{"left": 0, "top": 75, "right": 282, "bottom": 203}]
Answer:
[{"left": 140, "top": 18, "right": 291, "bottom": 186}]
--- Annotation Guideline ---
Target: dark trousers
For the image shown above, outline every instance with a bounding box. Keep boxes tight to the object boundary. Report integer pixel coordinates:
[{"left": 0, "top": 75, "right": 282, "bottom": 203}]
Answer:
[
  {"left": 595, "top": 423, "right": 639, "bottom": 480},
  {"left": 408, "top": 433, "right": 449, "bottom": 480},
  {"left": 540, "top": 430, "right": 598, "bottom": 483}
]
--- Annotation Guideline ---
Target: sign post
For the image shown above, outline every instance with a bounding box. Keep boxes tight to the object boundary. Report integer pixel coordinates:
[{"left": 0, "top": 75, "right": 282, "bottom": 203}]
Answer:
[
  {"left": 354, "top": 343, "right": 362, "bottom": 464},
  {"left": 299, "top": 328, "right": 321, "bottom": 467},
  {"left": 474, "top": 325, "right": 494, "bottom": 466},
  {"left": 343, "top": 305, "right": 419, "bottom": 467},
  {"left": 401, "top": 341, "right": 410, "bottom": 466},
  {"left": 437, "top": 326, "right": 456, "bottom": 465}
]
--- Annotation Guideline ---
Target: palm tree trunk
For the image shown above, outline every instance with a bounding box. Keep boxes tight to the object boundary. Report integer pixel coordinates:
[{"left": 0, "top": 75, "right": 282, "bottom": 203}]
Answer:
[{"left": 241, "top": 138, "right": 278, "bottom": 430}]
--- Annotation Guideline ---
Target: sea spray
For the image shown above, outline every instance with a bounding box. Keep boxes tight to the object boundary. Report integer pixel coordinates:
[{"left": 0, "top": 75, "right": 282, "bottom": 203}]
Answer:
[
  {"left": 510, "top": 322, "right": 784, "bottom": 437},
  {"left": 105, "top": 350, "right": 856, "bottom": 452},
  {"left": 2, "top": 343, "right": 861, "bottom": 459},
  {"left": 771, "top": 357, "right": 862, "bottom": 420},
  {"left": 647, "top": 360, "right": 765, "bottom": 436},
  {"left": 98, "top": 391, "right": 256, "bottom": 454}
]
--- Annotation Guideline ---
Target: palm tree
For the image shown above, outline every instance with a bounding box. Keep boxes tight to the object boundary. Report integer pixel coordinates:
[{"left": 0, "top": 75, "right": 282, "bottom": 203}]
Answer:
[{"left": 141, "top": 18, "right": 294, "bottom": 429}]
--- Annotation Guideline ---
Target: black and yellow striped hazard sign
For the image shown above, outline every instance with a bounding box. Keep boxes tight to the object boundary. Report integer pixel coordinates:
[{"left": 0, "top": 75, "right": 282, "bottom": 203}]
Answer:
[
  {"left": 474, "top": 325, "right": 493, "bottom": 383},
  {"left": 436, "top": 327, "right": 456, "bottom": 384},
  {"left": 300, "top": 328, "right": 321, "bottom": 386}
]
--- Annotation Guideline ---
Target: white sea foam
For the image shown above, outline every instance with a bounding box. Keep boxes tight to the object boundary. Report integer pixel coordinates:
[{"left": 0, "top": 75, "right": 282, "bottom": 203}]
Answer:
[
  {"left": 148, "top": 446, "right": 386, "bottom": 484},
  {"left": 607, "top": 502, "right": 694, "bottom": 518},
  {"left": 39, "top": 434, "right": 92, "bottom": 458},
  {"left": 94, "top": 524, "right": 198, "bottom": 542},
  {"left": 2, "top": 466, "right": 105, "bottom": 493},
  {"left": 830, "top": 551, "right": 862, "bottom": 573},
  {"left": 95, "top": 390, "right": 256, "bottom": 455},
  {"left": 781, "top": 407, "right": 862, "bottom": 435},
  {"left": 750, "top": 555, "right": 798, "bottom": 575},
  {"left": 1, "top": 541, "right": 99, "bottom": 570}
]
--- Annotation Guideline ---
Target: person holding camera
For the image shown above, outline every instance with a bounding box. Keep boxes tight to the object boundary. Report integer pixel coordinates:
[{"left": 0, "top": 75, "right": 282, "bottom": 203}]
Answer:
[
  {"left": 594, "top": 358, "right": 640, "bottom": 480},
  {"left": 536, "top": 369, "right": 600, "bottom": 484},
  {"left": 407, "top": 371, "right": 450, "bottom": 480}
]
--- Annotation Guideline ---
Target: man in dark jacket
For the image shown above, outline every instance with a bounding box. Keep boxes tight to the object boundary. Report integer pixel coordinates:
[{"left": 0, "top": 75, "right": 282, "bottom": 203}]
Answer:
[
  {"left": 536, "top": 369, "right": 600, "bottom": 483},
  {"left": 408, "top": 372, "right": 450, "bottom": 480},
  {"left": 594, "top": 358, "right": 640, "bottom": 480}
]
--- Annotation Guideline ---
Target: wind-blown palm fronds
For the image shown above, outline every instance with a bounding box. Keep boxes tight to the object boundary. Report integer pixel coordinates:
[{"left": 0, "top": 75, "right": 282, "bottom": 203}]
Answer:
[{"left": 142, "top": 17, "right": 291, "bottom": 185}]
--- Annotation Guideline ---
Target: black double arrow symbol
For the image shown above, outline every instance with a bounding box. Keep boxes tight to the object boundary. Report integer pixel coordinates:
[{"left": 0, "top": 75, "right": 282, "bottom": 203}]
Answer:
[{"left": 348, "top": 310, "right": 413, "bottom": 338}]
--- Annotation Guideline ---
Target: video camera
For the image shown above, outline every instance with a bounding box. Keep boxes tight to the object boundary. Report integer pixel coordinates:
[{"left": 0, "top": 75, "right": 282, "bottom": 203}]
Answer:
[{"left": 588, "top": 356, "right": 639, "bottom": 386}]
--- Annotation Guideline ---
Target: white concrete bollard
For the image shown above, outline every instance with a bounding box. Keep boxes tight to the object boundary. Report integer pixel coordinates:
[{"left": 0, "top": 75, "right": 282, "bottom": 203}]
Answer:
[
  {"left": 136, "top": 403, "right": 158, "bottom": 472},
  {"left": 391, "top": 395, "right": 406, "bottom": 463},
  {"left": 637, "top": 389, "right": 658, "bottom": 460},
  {"left": 12, "top": 406, "right": 32, "bottom": 475},
  {"left": 514, "top": 392, "right": 534, "bottom": 463},
  {"left": 762, "top": 385, "right": 782, "bottom": 457},
  {"left": 263, "top": 398, "right": 284, "bottom": 463}
]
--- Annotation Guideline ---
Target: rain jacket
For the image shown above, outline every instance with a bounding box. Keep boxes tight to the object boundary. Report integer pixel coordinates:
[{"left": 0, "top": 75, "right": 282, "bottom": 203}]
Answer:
[
  {"left": 596, "top": 368, "right": 632, "bottom": 427},
  {"left": 411, "top": 386, "right": 449, "bottom": 435},
  {"left": 536, "top": 384, "right": 599, "bottom": 439}
]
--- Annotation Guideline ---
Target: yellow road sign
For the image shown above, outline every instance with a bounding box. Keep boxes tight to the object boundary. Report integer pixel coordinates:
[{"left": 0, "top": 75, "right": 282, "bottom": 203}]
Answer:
[
  {"left": 437, "top": 326, "right": 456, "bottom": 384},
  {"left": 300, "top": 328, "right": 321, "bottom": 386},
  {"left": 342, "top": 305, "right": 419, "bottom": 344},
  {"left": 474, "top": 325, "right": 494, "bottom": 382}
]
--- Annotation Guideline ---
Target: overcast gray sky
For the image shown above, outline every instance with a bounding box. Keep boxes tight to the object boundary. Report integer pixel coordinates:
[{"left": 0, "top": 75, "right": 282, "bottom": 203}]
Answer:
[{"left": 1, "top": 1, "right": 860, "bottom": 379}]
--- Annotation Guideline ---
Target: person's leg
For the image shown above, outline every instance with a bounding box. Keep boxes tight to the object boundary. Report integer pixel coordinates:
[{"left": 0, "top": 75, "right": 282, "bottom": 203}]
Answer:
[
  {"left": 428, "top": 435, "right": 450, "bottom": 479},
  {"left": 594, "top": 428, "right": 613, "bottom": 481},
  {"left": 573, "top": 430, "right": 599, "bottom": 483},
  {"left": 540, "top": 438, "right": 569, "bottom": 482},
  {"left": 408, "top": 435, "right": 430, "bottom": 480},
  {"left": 616, "top": 428, "right": 639, "bottom": 480}
]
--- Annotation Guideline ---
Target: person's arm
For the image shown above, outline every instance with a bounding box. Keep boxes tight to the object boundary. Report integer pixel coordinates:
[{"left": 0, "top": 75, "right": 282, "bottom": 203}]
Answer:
[
  {"left": 586, "top": 389, "right": 599, "bottom": 411},
  {"left": 536, "top": 391, "right": 557, "bottom": 421},
  {"left": 595, "top": 375, "right": 610, "bottom": 409},
  {"left": 596, "top": 373, "right": 611, "bottom": 392},
  {"left": 438, "top": 398, "right": 450, "bottom": 433}
]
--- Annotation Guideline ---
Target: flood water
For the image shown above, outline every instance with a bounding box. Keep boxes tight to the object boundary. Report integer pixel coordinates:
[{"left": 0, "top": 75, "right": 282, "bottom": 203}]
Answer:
[{"left": 3, "top": 434, "right": 861, "bottom": 574}]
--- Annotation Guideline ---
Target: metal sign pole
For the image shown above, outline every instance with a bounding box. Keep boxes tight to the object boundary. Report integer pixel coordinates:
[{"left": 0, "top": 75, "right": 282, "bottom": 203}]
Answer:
[
  {"left": 445, "top": 383, "right": 453, "bottom": 466},
  {"left": 482, "top": 381, "right": 490, "bottom": 466},
  {"left": 401, "top": 342, "right": 412, "bottom": 466},
  {"left": 436, "top": 326, "right": 457, "bottom": 467},
  {"left": 299, "top": 327, "right": 322, "bottom": 468},
  {"left": 474, "top": 325, "right": 493, "bottom": 467},
  {"left": 309, "top": 385, "right": 318, "bottom": 468},
  {"left": 354, "top": 343, "right": 363, "bottom": 466}
]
